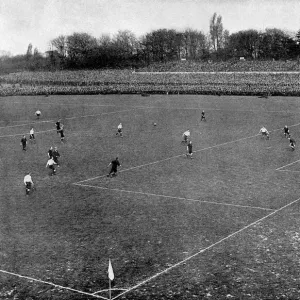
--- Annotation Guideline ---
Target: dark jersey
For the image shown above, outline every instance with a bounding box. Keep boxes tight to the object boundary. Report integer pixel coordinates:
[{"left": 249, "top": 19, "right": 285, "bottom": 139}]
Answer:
[
  {"left": 111, "top": 159, "right": 120, "bottom": 171},
  {"left": 290, "top": 138, "right": 296, "bottom": 145},
  {"left": 48, "top": 149, "right": 53, "bottom": 158},
  {"left": 56, "top": 122, "right": 61, "bottom": 130},
  {"left": 187, "top": 143, "right": 193, "bottom": 152},
  {"left": 21, "top": 137, "right": 27, "bottom": 145},
  {"left": 52, "top": 150, "right": 60, "bottom": 158},
  {"left": 284, "top": 127, "right": 289, "bottom": 133}
]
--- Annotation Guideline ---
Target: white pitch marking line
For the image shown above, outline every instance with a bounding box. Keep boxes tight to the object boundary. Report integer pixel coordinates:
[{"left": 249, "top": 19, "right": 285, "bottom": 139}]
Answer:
[
  {"left": 11, "top": 101, "right": 117, "bottom": 108},
  {"left": 276, "top": 169, "right": 300, "bottom": 173},
  {"left": 75, "top": 122, "right": 300, "bottom": 185},
  {"left": 0, "top": 269, "right": 108, "bottom": 300},
  {"left": 276, "top": 159, "right": 300, "bottom": 171},
  {"left": 0, "top": 129, "right": 56, "bottom": 138},
  {"left": 133, "top": 105, "right": 300, "bottom": 114},
  {"left": 93, "top": 288, "right": 128, "bottom": 295},
  {"left": 73, "top": 183, "right": 274, "bottom": 211},
  {"left": 112, "top": 195, "right": 300, "bottom": 300},
  {"left": 0, "top": 120, "right": 54, "bottom": 129},
  {"left": 0, "top": 108, "right": 147, "bottom": 137},
  {"left": 58, "top": 108, "right": 147, "bottom": 121},
  {"left": 74, "top": 134, "right": 261, "bottom": 184},
  {"left": 134, "top": 71, "right": 300, "bottom": 74}
]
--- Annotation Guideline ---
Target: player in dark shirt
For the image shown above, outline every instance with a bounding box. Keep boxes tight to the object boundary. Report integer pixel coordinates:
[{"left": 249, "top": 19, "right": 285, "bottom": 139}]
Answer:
[
  {"left": 59, "top": 126, "right": 65, "bottom": 142},
  {"left": 201, "top": 110, "right": 206, "bottom": 121},
  {"left": 186, "top": 141, "right": 193, "bottom": 158},
  {"left": 48, "top": 146, "right": 53, "bottom": 158},
  {"left": 283, "top": 125, "right": 290, "bottom": 138},
  {"left": 289, "top": 137, "right": 296, "bottom": 150},
  {"left": 107, "top": 157, "right": 121, "bottom": 177},
  {"left": 55, "top": 120, "right": 61, "bottom": 134},
  {"left": 52, "top": 147, "right": 61, "bottom": 166},
  {"left": 20, "top": 135, "right": 27, "bottom": 151}
]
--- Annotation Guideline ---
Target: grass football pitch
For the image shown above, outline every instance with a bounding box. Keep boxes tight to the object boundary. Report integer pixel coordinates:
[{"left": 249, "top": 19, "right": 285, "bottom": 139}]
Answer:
[{"left": 1, "top": 94, "right": 300, "bottom": 299}]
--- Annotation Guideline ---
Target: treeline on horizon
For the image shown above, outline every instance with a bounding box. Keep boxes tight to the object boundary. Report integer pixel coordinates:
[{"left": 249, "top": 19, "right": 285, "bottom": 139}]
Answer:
[{"left": 1, "top": 13, "right": 300, "bottom": 73}]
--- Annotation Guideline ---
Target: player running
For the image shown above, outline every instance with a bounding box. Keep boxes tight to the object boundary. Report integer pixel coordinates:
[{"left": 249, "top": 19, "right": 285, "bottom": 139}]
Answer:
[
  {"left": 52, "top": 147, "right": 61, "bottom": 166},
  {"left": 259, "top": 126, "right": 269, "bottom": 140},
  {"left": 24, "top": 172, "right": 34, "bottom": 195},
  {"left": 186, "top": 141, "right": 193, "bottom": 159},
  {"left": 55, "top": 120, "right": 62, "bottom": 134},
  {"left": 107, "top": 157, "right": 121, "bottom": 177},
  {"left": 29, "top": 128, "right": 35, "bottom": 142},
  {"left": 201, "top": 110, "right": 206, "bottom": 121},
  {"left": 289, "top": 137, "right": 296, "bottom": 150},
  {"left": 48, "top": 146, "right": 53, "bottom": 158},
  {"left": 46, "top": 157, "right": 57, "bottom": 175},
  {"left": 182, "top": 130, "right": 190, "bottom": 144},
  {"left": 58, "top": 124, "right": 65, "bottom": 142},
  {"left": 283, "top": 125, "right": 290, "bottom": 138},
  {"left": 116, "top": 123, "right": 123, "bottom": 137},
  {"left": 20, "top": 135, "right": 27, "bottom": 151}
]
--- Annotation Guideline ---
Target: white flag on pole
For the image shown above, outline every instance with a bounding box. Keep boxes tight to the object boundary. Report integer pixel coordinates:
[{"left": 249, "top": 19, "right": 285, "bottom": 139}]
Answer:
[{"left": 108, "top": 259, "right": 114, "bottom": 281}]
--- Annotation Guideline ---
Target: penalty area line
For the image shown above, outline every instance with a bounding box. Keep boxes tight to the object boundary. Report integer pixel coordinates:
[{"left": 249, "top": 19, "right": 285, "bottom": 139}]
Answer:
[
  {"left": 276, "top": 159, "right": 300, "bottom": 171},
  {"left": 74, "top": 121, "right": 300, "bottom": 185},
  {"left": 73, "top": 183, "right": 274, "bottom": 211},
  {"left": 74, "top": 133, "right": 261, "bottom": 184},
  {"left": 111, "top": 195, "right": 300, "bottom": 300},
  {"left": 93, "top": 288, "right": 128, "bottom": 295},
  {"left": 0, "top": 269, "right": 108, "bottom": 300}
]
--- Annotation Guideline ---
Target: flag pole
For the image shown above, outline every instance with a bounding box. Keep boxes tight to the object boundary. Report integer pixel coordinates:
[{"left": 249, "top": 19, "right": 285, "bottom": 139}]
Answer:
[
  {"left": 108, "top": 258, "right": 114, "bottom": 300},
  {"left": 109, "top": 278, "right": 111, "bottom": 300}
]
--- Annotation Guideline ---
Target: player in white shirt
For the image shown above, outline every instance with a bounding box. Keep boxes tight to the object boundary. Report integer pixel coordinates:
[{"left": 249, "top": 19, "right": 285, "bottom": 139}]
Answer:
[
  {"left": 35, "top": 110, "right": 41, "bottom": 119},
  {"left": 46, "top": 157, "right": 57, "bottom": 176},
  {"left": 116, "top": 123, "right": 123, "bottom": 137},
  {"left": 182, "top": 130, "right": 190, "bottom": 143},
  {"left": 259, "top": 127, "right": 269, "bottom": 140},
  {"left": 29, "top": 128, "right": 35, "bottom": 142},
  {"left": 24, "top": 173, "right": 34, "bottom": 195}
]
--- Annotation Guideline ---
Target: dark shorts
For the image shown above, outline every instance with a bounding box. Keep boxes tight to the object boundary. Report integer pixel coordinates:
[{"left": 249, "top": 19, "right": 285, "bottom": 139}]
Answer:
[
  {"left": 30, "top": 134, "right": 35, "bottom": 139},
  {"left": 118, "top": 129, "right": 122, "bottom": 133},
  {"left": 110, "top": 168, "right": 117, "bottom": 173},
  {"left": 25, "top": 182, "right": 32, "bottom": 189}
]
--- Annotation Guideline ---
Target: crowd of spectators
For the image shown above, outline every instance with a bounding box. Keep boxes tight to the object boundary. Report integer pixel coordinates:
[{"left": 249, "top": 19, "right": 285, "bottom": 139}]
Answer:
[
  {"left": 137, "top": 60, "right": 300, "bottom": 72},
  {"left": 1, "top": 64, "right": 300, "bottom": 96}
]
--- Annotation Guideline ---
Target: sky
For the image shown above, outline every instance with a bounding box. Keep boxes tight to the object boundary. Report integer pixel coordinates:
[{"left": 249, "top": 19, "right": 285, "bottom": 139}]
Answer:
[{"left": 1, "top": 0, "right": 300, "bottom": 55}]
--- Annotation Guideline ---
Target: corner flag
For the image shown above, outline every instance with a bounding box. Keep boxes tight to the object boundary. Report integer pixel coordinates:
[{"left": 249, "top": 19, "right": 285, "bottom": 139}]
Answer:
[{"left": 108, "top": 259, "right": 114, "bottom": 281}]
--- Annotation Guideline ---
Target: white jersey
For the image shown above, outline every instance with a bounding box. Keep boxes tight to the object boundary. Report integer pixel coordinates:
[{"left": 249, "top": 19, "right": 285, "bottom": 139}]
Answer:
[
  {"left": 30, "top": 129, "right": 34, "bottom": 135},
  {"left": 118, "top": 124, "right": 122, "bottom": 129},
  {"left": 260, "top": 127, "right": 268, "bottom": 133},
  {"left": 24, "top": 174, "right": 33, "bottom": 185},
  {"left": 46, "top": 158, "right": 55, "bottom": 167},
  {"left": 35, "top": 110, "right": 41, "bottom": 115},
  {"left": 183, "top": 130, "right": 190, "bottom": 137}
]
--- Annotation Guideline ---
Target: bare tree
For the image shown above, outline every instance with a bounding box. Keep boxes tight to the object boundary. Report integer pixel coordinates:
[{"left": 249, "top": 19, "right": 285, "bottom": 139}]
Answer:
[
  {"left": 209, "top": 13, "right": 223, "bottom": 51},
  {"left": 51, "top": 35, "right": 67, "bottom": 57}
]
